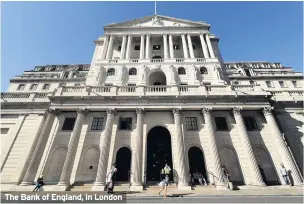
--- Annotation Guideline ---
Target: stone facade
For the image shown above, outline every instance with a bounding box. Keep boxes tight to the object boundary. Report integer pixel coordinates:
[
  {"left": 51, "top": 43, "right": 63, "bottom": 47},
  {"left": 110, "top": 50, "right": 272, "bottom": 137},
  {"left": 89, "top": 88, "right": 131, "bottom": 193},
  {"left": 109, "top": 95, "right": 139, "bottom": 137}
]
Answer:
[{"left": 1, "top": 15, "right": 303, "bottom": 191}]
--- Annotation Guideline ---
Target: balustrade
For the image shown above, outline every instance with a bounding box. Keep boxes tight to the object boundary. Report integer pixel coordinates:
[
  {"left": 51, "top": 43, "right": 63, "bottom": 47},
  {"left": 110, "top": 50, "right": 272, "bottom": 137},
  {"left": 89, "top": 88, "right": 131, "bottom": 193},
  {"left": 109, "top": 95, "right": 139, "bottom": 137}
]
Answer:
[
  {"left": 145, "top": 85, "right": 168, "bottom": 92},
  {"left": 233, "top": 85, "right": 255, "bottom": 92}
]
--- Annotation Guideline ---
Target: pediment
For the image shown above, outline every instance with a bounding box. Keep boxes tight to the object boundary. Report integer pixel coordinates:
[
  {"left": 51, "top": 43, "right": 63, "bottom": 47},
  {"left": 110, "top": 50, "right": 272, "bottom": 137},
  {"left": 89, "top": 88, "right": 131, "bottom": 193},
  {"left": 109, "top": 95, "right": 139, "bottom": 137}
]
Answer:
[{"left": 105, "top": 15, "right": 210, "bottom": 29}]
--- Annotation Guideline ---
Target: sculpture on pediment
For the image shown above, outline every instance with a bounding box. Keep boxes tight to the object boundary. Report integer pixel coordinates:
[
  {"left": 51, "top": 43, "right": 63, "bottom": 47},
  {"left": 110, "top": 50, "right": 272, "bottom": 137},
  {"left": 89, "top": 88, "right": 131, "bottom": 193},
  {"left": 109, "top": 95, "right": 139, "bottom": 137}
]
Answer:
[{"left": 152, "top": 16, "right": 164, "bottom": 26}]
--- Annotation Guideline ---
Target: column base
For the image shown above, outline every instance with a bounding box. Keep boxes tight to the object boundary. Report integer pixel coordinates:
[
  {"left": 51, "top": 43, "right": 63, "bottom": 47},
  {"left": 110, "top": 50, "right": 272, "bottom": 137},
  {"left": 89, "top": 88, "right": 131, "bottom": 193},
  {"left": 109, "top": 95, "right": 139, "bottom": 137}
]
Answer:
[
  {"left": 53, "top": 184, "right": 69, "bottom": 191},
  {"left": 20, "top": 181, "right": 34, "bottom": 186},
  {"left": 92, "top": 185, "right": 106, "bottom": 191},
  {"left": 215, "top": 183, "right": 230, "bottom": 190},
  {"left": 130, "top": 185, "right": 143, "bottom": 191}
]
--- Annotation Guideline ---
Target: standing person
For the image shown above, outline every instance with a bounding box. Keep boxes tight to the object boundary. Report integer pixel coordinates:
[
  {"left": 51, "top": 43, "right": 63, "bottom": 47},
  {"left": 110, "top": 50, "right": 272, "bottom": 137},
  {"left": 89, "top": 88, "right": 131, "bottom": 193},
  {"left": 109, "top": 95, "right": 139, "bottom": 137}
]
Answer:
[
  {"left": 221, "top": 165, "right": 230, "bottom": 188},
  {"left": 158, "top": 163, "right": 171, "bottom": 198},
  {"left": 280, "top": 163, "right": 290, "bottom": 185},
  {"left": 258, "top": 165, "right": 267, "bottom": 185},
  {"left": 198, "top": 173, "right": 208, "bottom": 186},
  {"left": 33, "top": 175, "right": 44, "bottom": 192},
  {"left": 105, "top": 163, "right": 118, "bottom": 194}
]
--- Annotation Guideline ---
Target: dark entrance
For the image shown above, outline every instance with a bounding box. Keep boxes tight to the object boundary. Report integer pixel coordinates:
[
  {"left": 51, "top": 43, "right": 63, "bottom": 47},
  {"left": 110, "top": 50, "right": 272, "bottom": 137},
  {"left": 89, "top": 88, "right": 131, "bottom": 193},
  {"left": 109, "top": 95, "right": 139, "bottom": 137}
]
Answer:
[
  {"left": 115, "top": 147, "right": 131, "bottom": 182},
  {"left": 188, "top": 147, "right": 207, "bottom": 183},
  {"left": 152, "top": 55, "right": 162, "bottom": 59},
  {"left": 147, "top": 126, "right": 173, "bottom": 182}
]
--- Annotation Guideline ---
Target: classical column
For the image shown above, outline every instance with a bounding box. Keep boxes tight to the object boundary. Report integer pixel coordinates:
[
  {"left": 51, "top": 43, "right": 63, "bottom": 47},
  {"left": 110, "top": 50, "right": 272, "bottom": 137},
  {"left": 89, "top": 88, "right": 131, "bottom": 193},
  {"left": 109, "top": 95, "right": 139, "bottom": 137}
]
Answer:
[
  {"left": 169, "top": 34, "right": 174, "bottom": 59},
  {"left": 187, "top": 34, "right": 195, "bottom": 58},
  {"left": 233, "top": 108, "right": 265, "bottom": 186},
  {"left": 145, "top": 34, "right": 150, "bottom": 59},
  {"left": 106, "top": 35, "right": 114, "bottom": 59},
  {"left": 202, "top": 108, "right": 225, "bottom": 187},
  {"left": 205, "top": 33, "right": 215, "bottom": 58},
  {"left": 199, "top": 32, "right": 209, "bottom": 58},
  {"left": 172, "top": 108, "right": 188, "bottom": 187},
  {"left": 101, "top": 35, "right": 110, "bottom": 59},
  {"left": 263, "top": 107, "right": 303, "bottom": 185},
  {"left": 130, "top": 108, "right": 144, "bottom": 189},
  {"left": 57, "top": 109, "right": 86, "bottom": 186},
  {"left": 163, "top": 34, "right": 169, "bottom": 59},
  {"left": 140, "top": 35, "right": 145, "bottom": 59},
  {"left": 181, "top": 34, "right": 189, "bottom": 59},
  {"left": 93, "top": 109, "right": 116, "bottom": 187},
  {"left": 21, "top": 109, "right": 58, "bottom": 185},
  {"left": 120, "top": 35, "right": 127, "bottom": 59},
  {"left": 125, "top": 35, "right": 133, "bottom": 60}
]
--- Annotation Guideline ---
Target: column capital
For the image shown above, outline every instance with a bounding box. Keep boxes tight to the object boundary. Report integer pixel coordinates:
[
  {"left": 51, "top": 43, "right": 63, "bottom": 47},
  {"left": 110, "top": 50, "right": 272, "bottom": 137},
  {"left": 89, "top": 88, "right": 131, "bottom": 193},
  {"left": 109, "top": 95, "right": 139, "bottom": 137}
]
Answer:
[
  {"left": 76, "top": 108, "right": 88, "bottom": 115},
  {"left": 233, "top": 107, "right": 242, "bottom": 115},
  {"left": 46, "top": 108, "right": 60, "bottom": 116},
  {"left": 106, "top": 108, "right": 116, "bottom": 115},
  {"left": 201, "top": 108, "right": 212, "bottom": 115},
  {"left": 172, "top": 108, "right": 182, "bottom": 115},
  {"left": 145, "top": 33, "right": 150, "bottom": 37},
  {"left": 263, "top": 107, "right": 274, "bottom": 115},
  {"left": 20, "top": 113, "right": 29, "bottom": 117},
  {"left": 136, "top": 108, "right": 145, "bottom": 115}
]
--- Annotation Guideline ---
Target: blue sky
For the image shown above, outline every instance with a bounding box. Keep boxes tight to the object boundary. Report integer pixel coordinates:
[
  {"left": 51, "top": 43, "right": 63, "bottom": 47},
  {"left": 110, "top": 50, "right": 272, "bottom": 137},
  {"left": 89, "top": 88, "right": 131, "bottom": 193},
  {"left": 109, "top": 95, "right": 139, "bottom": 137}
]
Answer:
[{"left": 1, "top": 1, "right": 303, "bottom": 91}]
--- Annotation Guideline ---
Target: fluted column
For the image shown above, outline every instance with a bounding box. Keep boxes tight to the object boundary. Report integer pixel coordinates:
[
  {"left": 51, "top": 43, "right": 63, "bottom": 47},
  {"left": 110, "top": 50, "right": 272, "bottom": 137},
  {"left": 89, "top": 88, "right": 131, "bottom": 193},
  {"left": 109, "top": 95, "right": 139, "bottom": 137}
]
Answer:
[
  {"left": 187, "top": 34, "right": 195, "bottom": 58},
  {"left": 131, "top": 108, "right": 144, "bottom": 187},
  {"left": 125, "top": 35, "right": 133, "bottom": 60},
  {"left": 169, "top": 34, "right": 174, "bottom": 59},
  {"left": 202, "top": 108, "right": 225, "bottom": 187},
  {"left": 21, "top": 109, "right": 58, "bottom": 185},
  {"left": 163, "top": 34, "right": 169, "bottom": 59},
  {"left": 101, "top": 35, "right": 110, "bottom": 59},
  {"left": 199, "top": 32, "right": 209, "bottom": 58},
  {"left": 140, "top": 35, "right": 145, "bottom": 59},
  {"left": 181, "top": 34, "right": 189, "bottom": 59},
  {"left": 120, "top": 35, "right": 127, "bottom": 59},
  {"left": 263, "top": 107, "right": 303, "bottom": 185},
  {"left": 233, "top": 108, "right": 265, "bottom": 186},
  {"left": 205, "top": 33, "right": 215, "bottom": 58},
  {"left": 145, "top": 34, "right": 150, "bottom": 59},
  {"left": 172, "top": 108, "right": 188, "bottom": 187},
  {"left": 106, "top": 35, "right": 114, "bottom": 59},
  {"left": 57, "top": 109, "right": 87, "bottom": 186},
  {"left": 94, "top": 109, "right": 116, "bottom": 186}
]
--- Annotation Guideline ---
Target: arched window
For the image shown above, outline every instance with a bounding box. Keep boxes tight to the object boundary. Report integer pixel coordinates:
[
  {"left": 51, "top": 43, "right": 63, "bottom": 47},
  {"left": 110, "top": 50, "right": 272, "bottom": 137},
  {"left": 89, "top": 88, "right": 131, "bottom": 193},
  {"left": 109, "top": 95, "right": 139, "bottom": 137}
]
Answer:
[
  {"left": 129, "top": 68, "right": 137, "bottom": 75},
  {"left": 200, "top": 67, "right": 208, "bottom": 74},
  {"left": 107, "top": 68, "right": 115, "bottom": 76},
  {"left": 178, "top": 67, "right": 186, "bottom": 75}
]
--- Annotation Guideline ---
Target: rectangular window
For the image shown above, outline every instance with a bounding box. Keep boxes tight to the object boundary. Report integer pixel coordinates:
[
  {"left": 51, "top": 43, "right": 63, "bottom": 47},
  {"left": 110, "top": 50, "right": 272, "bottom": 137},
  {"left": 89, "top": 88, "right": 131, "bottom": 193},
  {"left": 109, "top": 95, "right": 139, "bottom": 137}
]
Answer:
[
  {"left": 153, "top": 45, "right": 161, "bottom": 50},
  {"left": 30, "top": 84, "right": 38, "bottom": 91},
  {"left": 118, "top": 46, "right": 121, "bottom": 51},
  {"left": 279, "top": 81, "right": 286, "bottom": 88},
  {"left": 266, "top": 81, "right": 273, "bottom": 88},
  {"left": 185, "top": 117, "right": 198, "bottom": 130},
  {"left": 62, "top": 118, "right": 76, "bottom": 131},
  {"left": 17, "top": 84, "right": 25, "bottom": 91},
  {"left": 292, "top": 81, "right": 298, "bottom": 88},
  {"left": 214, "top": 117, "right": 229, "bottom": 131},
  {"left": 91, "top": 117, "right": 104, "bottom": 130},
  {"left": 119, "top": 117, "right": 132, "bottom": 130},
  {"left": 134, "top": 45, "right": 140, "bottom": 50},
  {"left": 173, "top": 45, "right": 179, "bottom": 50},
  {"left": 1, "top": 128, "right": 9, "bottom": 134},
  {"left": 42, "top": 84, "right": 50, "bottom": 90},
  {"left": 243, "top": 116, "right": 258, "bottom": 131},
  {"left": 192, "top": 45, "right": 196, "bottom": 49}
]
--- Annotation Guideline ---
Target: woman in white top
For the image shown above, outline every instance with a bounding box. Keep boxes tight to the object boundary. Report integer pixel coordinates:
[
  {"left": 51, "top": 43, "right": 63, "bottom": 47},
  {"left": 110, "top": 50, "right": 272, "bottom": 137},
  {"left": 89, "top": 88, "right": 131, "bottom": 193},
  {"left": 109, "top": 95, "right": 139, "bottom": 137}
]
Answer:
[
  {"left": 106, "top": 163, "right": 118, "bottom": 194},
  {"left": 158, "top": 164, "right": 171, "bottom": 198}
]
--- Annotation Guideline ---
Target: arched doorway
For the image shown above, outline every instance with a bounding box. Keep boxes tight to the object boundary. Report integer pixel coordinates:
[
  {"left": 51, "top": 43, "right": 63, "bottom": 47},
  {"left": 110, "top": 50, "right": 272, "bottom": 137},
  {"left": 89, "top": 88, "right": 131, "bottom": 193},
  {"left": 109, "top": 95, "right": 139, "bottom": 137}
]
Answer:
[
  {"left": 152, "top": 55, "right": 162, "bottom": 59},
  {"left": 115, "top": 147, "right": 131, "bottom": 182},
  {"left": 188, "top": 147, "right": 208, "bottom": 183},
  {"left": 147, "top": 126, "right": 173, "bottom": 182},
  {"left": 148, "top": 71, "right": 167, "bottom": 86},
  {"left": 253, "top": 146, "right": 280, "bottom": 185},
  {"left": 219, "top": 146, "right": 244, "bottom": 185},
  {"left": 77, "top": 147, "right": 99, "bottom": 183},
  {"left": 45, "top": 147, "right": 67, "bottom": 184}
]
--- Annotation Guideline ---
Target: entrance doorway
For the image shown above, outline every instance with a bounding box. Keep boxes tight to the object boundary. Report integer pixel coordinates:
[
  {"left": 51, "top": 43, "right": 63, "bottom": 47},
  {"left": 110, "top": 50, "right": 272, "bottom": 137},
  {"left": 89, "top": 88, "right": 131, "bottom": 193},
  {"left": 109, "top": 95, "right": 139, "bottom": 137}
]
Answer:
[
  {"left": 115, "top": 147, "right": 131, "bottom": 182},
  {"left": 146, "top": 126, "right": 173, "bottom": 182},
  {"left": 188, "top": 147, "right": 208, "bottom": 183},
  {"left": 148, "top": 71, "right": 167, "bottom": 86}
]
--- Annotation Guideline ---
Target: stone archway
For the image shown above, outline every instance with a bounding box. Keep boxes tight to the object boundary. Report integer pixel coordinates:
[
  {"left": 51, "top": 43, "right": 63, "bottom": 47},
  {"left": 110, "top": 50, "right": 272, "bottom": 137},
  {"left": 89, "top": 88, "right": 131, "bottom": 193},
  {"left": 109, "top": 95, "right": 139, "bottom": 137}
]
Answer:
[
  {"left": 45, "top": 147, "right": 67, "bottom": 184},
  {"left": 115, "top": 147, "right": 132, "bottom": 182},
  {"left": 148, "top": 71, "right": 167, "bottom": 86},
  {"left": 146, "top": 126, "right": 173, "bottom": 182},
  {"left": 188, "top": 147, "right": 208, "bottom": 183},
  {"left": 77, "top": 147, "right": 99, "bottom": 183},
  {"left": 152, "top": 55, "right": 162, "bottom": 59}
]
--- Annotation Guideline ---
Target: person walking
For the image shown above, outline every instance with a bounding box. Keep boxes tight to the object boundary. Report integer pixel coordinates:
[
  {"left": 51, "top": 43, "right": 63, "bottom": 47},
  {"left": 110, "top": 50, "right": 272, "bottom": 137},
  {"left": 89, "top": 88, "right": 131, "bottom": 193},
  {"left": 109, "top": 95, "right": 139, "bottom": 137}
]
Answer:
[
  {"left": 221, "top": 165, "right": 230, "bottom": 189},
  {"left": 158, "top": 163, "right": 171, "bottom": 198},
  {"left": 33, "top": 175, "right": 44, "bottom": 192},
  {"left": 280, "top": 163, "right": 290, "bottom": 185},
  {"left": 105, "top": 163, "right": 118, "bottom": 194}
]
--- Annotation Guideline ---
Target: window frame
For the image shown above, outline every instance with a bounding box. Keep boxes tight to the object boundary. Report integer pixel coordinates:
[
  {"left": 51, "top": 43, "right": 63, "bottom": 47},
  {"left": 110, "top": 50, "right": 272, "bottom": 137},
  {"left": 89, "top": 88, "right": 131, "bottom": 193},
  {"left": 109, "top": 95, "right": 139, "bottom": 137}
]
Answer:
[
  {"left": 119, "top": 117, "right": 133, "bottom": 130},
  {"left": 185, "top": 117, "right": 198, "bottom": 131},
  {"left": 279, "top": 81, "right": 287, "bottom": 88},
  {"left": 29, "top": 84, "right": 38, "bottom": 91},
  {"left": 173, "top": 45, "right": 179, "bottom": 50},
  {"left": 91, "top": 117, "right": 104, "bottom": 131},
  {"left": 178, "top": 67, "right": 186, "bottom": 75},
  {"left": 153, "top": 45, "right": 161, "bottom": 50},
  {"left": 17, "top": 84, "right": 25, "bottom": 91},
  {"left": 292, "top": 81, "right": 299, "bottom": 88},
  {"left": 200, "top": 67, "right": 208, "bottom": 75},
  {"left": 243, "top": 116, "right": 259, "bottom": 131},
  {"left": 61, "top": 117, "right": 76, "bottom": 131},
  {"left": 129, "top": 68, "right": 137, "bottom": 75},
  {"left": 214, "top": 117, "right": 229, "bottom": 131},
  {"left": 265, "top": 81, "right": 273, "bottom": 88},
  {"left": 134, "top": 45, "right": 140, "bottom": 50},
  {"left": 118, "top": 46, "right": 122, "bottom": 51},
  {"left": 42, "top": 84, "right": 50, "bottom": 90},
  {"left": 107, "top": 68, "right": 115, "bottom": 76}
]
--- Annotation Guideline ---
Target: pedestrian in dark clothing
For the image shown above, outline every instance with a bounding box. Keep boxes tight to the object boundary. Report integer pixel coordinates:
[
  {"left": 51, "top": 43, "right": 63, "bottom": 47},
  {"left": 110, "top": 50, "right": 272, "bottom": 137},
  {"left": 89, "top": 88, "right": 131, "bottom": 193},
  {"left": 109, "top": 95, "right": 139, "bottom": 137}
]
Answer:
[{"left": 33, "top": 175, "right": 44, "bottom": 192}]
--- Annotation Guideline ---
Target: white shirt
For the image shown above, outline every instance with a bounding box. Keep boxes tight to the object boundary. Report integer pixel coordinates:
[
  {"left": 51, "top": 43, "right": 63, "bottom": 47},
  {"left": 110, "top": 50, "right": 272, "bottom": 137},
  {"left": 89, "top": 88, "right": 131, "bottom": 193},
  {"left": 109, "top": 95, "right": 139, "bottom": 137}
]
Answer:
[{"left": 280, "top": 167, "right": 287, "bottom": 176}]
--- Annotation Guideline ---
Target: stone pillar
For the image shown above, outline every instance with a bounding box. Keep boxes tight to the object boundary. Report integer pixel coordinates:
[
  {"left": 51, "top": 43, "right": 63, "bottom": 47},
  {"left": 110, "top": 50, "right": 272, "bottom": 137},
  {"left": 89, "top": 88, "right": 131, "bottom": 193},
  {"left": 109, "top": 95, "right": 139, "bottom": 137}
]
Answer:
[
  {"left": 140, "top": 35, "right": 145, "bottom": 59},
  {"left": 233, "top": 107, "right": 265, "bottom": 186},
  {"left": 120, "top": 35, "right": 127, "bottom": 59},
  {"left": 92, "top": 109, "right": 116, "bottom": 190},
  {"left": 263, "top": 107, "right": 303, "bottom": 185},
  {"left": 20, "top": 109, "right": 58, "bottom": 185},
  {"left": 163, "top": 34, "right": 169, "bottom": 59},
  {"left": 205, "top": 34, "right": 215, "bottom": 58},
  {"left": 145, "top": 34, "right": 150, "bottom": 59},
  {"left": 187, "top": 34, "right": 195, "bottom": 58},
  {"left": 130, "top": 108, "right": 144, "bottom": 191},
  {"left": 181, "top": 34, "right": 189, "bottom": 59},
  {"left": 169, "top": 34, "right": 174, "bottom": 59},
  {"left": 57, "top": 109, "right": 86, "bottom": 188},
  {"left": 125, "top": 35, "right": 133, "bottom": 60},
  {"left": 172, "top": 108, "right": 189, "bottom": 188},
  {"left": 101, "top": 35, "right": 110, "bottom": 59},
  {"left": 201, "top": 108, "right": 226, "bottom": 188},
  {"left": 106, "top": 35, "right": 114, "bottom": 59},
  {"left": 199, "top": 32, "right": 210, "bottom": 58}
]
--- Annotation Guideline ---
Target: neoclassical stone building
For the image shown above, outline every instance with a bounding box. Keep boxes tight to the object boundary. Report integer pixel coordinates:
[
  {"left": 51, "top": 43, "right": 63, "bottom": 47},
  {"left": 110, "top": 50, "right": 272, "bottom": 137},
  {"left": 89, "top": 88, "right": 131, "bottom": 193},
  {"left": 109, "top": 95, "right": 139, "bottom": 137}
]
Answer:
[{"left": 1, "top": 15, "right": 303, "bottom": 191}]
